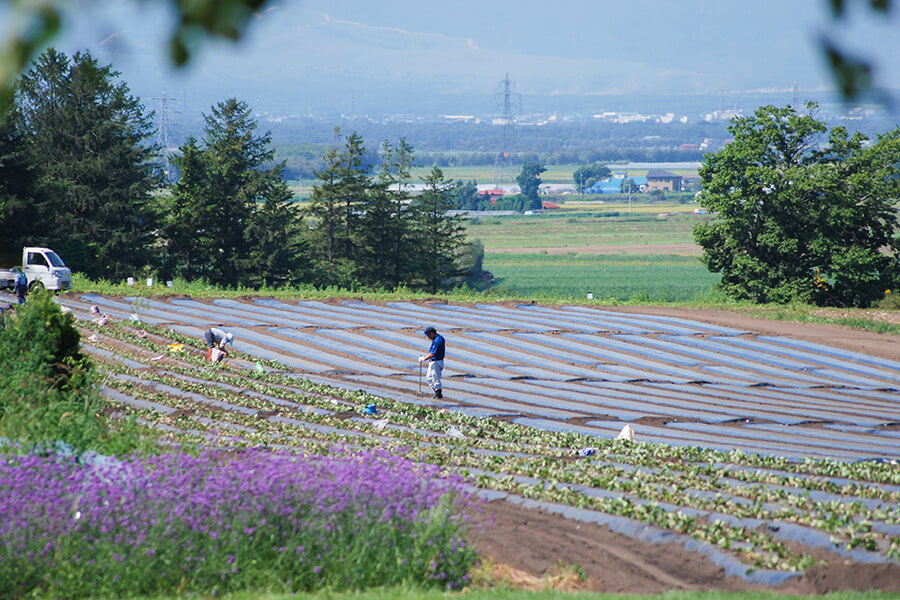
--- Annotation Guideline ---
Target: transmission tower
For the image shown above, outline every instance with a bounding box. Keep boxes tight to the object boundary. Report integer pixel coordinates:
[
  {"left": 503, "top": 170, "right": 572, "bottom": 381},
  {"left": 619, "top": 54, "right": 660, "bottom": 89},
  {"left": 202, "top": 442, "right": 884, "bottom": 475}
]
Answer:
[
  {"left": 493, "top": 73, "right": 516, "bottom": 188},
  {"left": 153, "top": 89, "right": 179, "bottom": 182}
]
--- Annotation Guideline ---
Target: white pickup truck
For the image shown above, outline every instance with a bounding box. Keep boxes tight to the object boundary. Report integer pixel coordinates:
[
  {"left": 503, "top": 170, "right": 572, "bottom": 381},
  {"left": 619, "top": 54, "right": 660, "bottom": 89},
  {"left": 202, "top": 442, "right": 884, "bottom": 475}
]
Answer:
[{"left": 0, "top": 247, "right": 72, "bottom": 291}]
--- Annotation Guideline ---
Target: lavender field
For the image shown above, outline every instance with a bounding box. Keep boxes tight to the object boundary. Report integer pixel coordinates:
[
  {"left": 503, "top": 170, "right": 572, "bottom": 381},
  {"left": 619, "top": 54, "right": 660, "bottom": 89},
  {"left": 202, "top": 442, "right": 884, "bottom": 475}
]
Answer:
[{"left": 0, "top": 448, "right": 476, "bottom": 597}]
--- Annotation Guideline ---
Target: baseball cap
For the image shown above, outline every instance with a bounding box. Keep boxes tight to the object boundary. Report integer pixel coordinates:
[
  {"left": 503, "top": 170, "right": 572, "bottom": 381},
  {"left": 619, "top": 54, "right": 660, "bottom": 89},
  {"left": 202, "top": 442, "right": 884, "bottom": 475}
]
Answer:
[
  {"left": 225, "top": 332, "right": 235, "bottom": 345},
  {"left": 423, "top": 326, "right": 436, "bottom": 336}
]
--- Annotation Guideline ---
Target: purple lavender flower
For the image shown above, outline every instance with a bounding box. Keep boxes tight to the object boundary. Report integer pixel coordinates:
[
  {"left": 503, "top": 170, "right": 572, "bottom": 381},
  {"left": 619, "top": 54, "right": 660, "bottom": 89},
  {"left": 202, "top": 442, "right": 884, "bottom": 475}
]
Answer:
[{"left": 0, "top": 447, "right": 479, "bottom": 596}]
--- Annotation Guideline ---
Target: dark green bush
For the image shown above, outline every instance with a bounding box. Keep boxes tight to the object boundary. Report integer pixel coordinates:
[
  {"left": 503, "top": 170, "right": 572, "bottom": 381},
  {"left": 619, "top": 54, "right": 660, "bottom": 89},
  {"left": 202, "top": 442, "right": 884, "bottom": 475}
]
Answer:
[{"left": 0, "top": 290, "right": 106, "bottom": 453}]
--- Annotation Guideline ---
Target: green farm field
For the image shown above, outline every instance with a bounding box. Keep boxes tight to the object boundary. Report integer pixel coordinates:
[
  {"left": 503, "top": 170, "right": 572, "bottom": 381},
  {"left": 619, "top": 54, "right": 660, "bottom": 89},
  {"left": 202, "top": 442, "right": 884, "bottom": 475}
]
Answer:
[
  {"left": 483, "top": 253, "right": 720, "bottom": 302},
  {"left": 467, "top": 209, "right": 718, "bottom": 300}
]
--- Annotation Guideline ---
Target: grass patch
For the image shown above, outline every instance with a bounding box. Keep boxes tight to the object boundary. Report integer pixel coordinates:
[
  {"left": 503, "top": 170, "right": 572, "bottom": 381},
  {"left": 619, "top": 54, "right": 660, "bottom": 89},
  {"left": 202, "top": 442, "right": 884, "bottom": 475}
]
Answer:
[
  {"left": 74, "top": 589, "right": 900, "bottom": 599},
  {"left": 483, "top": 253, "right": 720, "bottom": 302},
  {"left": 759, "top": 307, "right": 900, "bottom": 335},
  {"left": 410, "top": 163, "right": 583, "bottom": 185}
]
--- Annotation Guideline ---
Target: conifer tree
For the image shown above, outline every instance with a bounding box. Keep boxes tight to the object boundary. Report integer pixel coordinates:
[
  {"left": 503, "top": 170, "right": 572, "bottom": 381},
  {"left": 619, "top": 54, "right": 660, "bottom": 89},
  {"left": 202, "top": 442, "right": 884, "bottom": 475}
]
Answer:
[
  {"left": 15, "top": 48, "right": 160, "bottom": 280},
  {"left": 199, "top": 98, "right": 267, "bottom": 286},
  {"left": 357, "top": 138, "right": 415, "bottom": 289},
  {"left": 165, "top": 137, "right": 216, "bottom": 281},
  {"left": 412, "top": 167, "right": 467, "bottom": 293},
  {"left": 166, "top": 98, "right": 306, "bottom": 288},
  {"left": 243, "top": 174, "right": 311, "bottom": 288},
  {"left": 307, "top": 129, "right": 346, "bottom": 277},
  {"left": 0, "top": 97, "right": 35, "bottom": 257},
  {"left": 306, "top": 129, "right": 370, "bottom": 288}
]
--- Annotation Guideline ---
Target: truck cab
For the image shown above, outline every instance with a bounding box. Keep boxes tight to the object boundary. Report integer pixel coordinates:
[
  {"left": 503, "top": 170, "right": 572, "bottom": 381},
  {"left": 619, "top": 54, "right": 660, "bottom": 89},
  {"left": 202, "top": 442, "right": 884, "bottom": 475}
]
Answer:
[{"left": 23, "top": 247, "right": 71, "bottom": 291}]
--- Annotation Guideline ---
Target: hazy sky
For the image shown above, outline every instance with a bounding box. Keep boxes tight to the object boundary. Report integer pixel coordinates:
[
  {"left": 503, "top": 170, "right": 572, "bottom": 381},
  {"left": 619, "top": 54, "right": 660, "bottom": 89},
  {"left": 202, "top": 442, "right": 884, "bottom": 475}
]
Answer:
[{"left": 36, "top": 0, "right": 900, "bottom": 116}]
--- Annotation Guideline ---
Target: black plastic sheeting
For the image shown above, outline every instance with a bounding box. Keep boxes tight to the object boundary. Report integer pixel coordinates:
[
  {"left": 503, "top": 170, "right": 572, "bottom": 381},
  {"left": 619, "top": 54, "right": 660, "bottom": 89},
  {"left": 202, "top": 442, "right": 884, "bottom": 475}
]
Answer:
[{"left": 70, "top": 295, "right": 900, "bottom": 462}]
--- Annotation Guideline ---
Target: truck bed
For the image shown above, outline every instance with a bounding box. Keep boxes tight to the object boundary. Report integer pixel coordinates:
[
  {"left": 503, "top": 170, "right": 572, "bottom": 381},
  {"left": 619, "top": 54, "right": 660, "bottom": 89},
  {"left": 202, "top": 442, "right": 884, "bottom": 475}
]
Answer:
[{"left": 0, "top": 269, "right": 16, "bottom": 289}]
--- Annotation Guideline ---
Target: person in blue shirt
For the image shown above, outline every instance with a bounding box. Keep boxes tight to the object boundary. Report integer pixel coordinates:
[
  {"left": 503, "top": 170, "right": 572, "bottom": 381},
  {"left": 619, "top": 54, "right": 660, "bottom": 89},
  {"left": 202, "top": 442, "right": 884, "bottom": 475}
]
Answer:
[
  {"left": 12, "top": 267, "right": 27, "bottom": 304},
  {"left": 418, "top": 326, "right": 445, "bottom": 399}
]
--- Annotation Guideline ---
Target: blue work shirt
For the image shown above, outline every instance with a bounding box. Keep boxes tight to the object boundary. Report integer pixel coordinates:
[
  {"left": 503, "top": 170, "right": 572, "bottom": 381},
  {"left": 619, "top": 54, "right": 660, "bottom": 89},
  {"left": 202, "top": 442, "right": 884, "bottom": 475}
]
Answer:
[{"left": 429, "top": 334, "right": 446, "bottom": 361}]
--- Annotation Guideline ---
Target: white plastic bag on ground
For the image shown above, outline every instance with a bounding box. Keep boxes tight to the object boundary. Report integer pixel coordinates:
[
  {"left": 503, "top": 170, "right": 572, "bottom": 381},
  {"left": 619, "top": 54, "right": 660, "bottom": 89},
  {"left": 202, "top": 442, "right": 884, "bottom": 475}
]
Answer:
[
  {"left": 616, "top": 424, "right": 635, "bottom": 442},
  {"left": 447, "top": 426, "right": 466, "bottom": 439}
]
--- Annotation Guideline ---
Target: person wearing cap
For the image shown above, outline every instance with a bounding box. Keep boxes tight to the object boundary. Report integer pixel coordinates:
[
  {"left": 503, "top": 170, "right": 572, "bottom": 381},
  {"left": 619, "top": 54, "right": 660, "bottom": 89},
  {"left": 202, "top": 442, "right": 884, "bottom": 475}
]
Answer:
[
  {"left": 204, "top": 327, "right": 235, "bottom": 353},
  {"left": 418, "top": 326, "right": 445, "bottom": 399}
]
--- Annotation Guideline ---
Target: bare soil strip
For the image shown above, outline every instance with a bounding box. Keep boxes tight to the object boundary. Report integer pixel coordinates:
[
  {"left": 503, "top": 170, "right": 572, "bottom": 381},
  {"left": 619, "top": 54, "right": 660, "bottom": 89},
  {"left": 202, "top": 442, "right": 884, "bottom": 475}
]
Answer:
[{"left": 486, "top": 243, "right": 702, "bottom": 255}]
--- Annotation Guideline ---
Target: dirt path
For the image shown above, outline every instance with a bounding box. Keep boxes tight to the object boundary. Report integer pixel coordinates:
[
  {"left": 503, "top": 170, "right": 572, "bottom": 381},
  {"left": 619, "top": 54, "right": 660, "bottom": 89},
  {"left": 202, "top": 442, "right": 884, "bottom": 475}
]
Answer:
[
  {"left": 476, "top": 497, "right": 900, "bottom": 594},
  {"left": 604, "top": 304, "right": 900, "bottom": 361},
  {"left": 485, "top": 243, "right": 702, "bottom": 255}
]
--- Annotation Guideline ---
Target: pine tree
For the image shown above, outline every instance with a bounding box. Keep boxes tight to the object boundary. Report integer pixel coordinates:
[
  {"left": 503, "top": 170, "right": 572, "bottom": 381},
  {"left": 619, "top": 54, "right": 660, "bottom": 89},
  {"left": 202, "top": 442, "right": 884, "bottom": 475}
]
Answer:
[
  {"left": 357, "top": 143, "right": 395, "bottom": 289},
  {"left": 412, "top": 167, "right": 467, "bottom": 293},
  {"left": 165, "top": 137, "right": 216, "bottom": 281},
  {"left": 357, "top": 138, "right": 415, "bottom": 289},
  {"left": 243, "top": 183, "right": 311, "bottom": 289},
  {"left": 0, "top": 96, "right": 36, "bottom": 257},
  {"left": 307, "top": 129, "right": 346, "bottom": 275},
  {"left": 306, "top": 129, "right": 370, "bottom": 288},
  {"left": 338, "top": 132, "right": 369, "bottom": 263},
  {"left": 166, "top": 98, "right": 306, "bottom": 288},
  {"left": 15, "top": 48, "right": 160, "bottom": 280},
  {"left": 386, "top": 138, "right": 414, "bottom": 288},
  {"left": 200, "top": 98, "right": 267, "bottom": 286}
]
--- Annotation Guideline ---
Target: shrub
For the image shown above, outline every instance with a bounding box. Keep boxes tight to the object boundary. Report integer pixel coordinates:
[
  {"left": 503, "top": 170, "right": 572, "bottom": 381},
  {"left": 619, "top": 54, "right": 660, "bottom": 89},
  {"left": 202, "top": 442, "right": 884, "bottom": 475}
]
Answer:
[{"left": 0, "top": 290, "right": 105, "bottom": 453}]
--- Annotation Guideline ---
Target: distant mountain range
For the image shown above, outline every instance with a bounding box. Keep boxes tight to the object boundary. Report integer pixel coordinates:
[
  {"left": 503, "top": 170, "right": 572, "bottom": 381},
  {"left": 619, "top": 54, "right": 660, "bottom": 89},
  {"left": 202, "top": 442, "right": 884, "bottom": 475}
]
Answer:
[{"left": 54, "top": 1, "right": 900, "bottom": 120}]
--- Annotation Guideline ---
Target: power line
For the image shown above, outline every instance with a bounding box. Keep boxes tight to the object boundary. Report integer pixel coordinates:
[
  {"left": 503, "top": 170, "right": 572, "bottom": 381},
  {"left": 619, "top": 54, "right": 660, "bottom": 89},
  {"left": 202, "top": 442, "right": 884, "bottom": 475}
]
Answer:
[
  {"left": 493, "top": 73, "right": 516, "bottom": 188},
  {"left": 153, "top": 89, "right": 180, "bottom": 182}
]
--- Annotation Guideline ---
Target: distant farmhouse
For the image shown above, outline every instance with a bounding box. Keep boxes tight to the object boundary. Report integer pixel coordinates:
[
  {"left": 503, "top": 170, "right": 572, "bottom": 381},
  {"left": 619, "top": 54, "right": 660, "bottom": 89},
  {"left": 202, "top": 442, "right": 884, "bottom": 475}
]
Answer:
[{"left": 645, "top": 169, "right": 683, "bottom": 192}]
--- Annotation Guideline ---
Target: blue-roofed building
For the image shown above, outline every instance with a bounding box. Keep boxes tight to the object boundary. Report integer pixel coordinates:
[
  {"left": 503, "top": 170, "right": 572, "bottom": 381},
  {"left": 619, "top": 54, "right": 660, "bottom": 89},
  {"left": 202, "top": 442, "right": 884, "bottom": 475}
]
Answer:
[
  {"left": 586, "top": 180, "right": 622, "bottom": 194},
  {"left": 586, "top": 177, "right": 647, "bottom": 194}
]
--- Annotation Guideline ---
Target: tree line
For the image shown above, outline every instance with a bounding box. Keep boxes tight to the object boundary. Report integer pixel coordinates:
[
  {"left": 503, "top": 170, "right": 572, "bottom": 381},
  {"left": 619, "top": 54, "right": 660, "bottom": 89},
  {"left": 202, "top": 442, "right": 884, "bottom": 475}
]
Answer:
[{"left": 0, "top": 49, "right": 480, "bottom": 292}]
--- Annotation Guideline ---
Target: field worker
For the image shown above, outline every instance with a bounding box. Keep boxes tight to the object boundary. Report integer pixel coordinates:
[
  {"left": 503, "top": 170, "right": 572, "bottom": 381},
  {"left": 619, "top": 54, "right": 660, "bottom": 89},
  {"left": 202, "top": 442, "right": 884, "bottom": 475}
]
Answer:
[
  {"left": 12, "top": 267, "right": 27, "bottom": 304},
  {"left": 204, "top": 327, "right": 234, "bottom": 358},
  {"left": 419, "top": 326, "right": 445, "bottom": 399}
]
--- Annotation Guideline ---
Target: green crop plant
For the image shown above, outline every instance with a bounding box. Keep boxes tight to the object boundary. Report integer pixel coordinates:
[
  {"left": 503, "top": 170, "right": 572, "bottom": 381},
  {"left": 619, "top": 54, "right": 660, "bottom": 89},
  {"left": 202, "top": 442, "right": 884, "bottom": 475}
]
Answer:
[{"left": 66, "top": 314, "right": 900, "bottom": 579}]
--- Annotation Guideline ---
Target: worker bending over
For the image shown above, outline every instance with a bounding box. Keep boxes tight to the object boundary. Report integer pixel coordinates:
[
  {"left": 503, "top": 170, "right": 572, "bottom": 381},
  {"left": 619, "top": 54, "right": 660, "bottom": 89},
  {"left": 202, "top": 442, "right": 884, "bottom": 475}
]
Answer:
[{"left": 204, "top": 327, "right": 234, "bottom": 361}]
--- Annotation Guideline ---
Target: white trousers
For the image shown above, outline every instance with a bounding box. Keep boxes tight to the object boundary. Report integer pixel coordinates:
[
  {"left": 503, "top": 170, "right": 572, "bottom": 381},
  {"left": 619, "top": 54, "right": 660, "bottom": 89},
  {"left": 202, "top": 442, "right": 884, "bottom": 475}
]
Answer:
[{"left": 426, "top": 359, "right": 443, "bottom": 391}]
